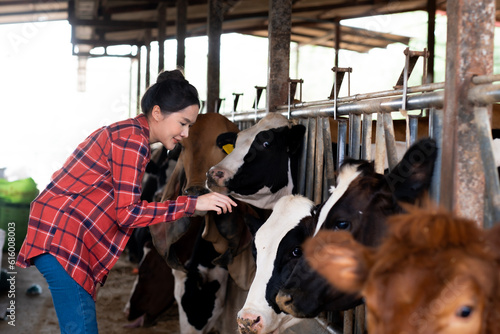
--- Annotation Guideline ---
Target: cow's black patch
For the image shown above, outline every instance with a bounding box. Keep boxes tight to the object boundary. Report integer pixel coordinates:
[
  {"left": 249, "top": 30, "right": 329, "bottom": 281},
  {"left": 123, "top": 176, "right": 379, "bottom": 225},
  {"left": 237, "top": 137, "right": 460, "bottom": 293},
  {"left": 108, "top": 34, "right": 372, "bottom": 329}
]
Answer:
[
  {"left": 264, "top": 214, "right": 315, "bottom": 314},
  {"left": 227, "top": 125, "right": 305, "bottom": 196}
]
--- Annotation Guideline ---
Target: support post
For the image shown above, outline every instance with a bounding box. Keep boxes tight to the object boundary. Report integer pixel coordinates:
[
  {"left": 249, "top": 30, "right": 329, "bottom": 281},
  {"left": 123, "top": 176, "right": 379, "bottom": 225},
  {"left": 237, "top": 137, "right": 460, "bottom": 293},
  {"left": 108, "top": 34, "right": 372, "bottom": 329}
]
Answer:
[
  {"left": 145, "top": 30, "right": 152, "bottom": 88},
  {"left": 176, "top": 0, "right": 187, "bottom": 69},
  {"left": 207, "top": 0, "right": 223, "bottom": 113},
  {"left": 158, "top": 2, "right": 166, "bottom": 73},
  {"left": 427, "top": 0, "right": 436, "bottom": 83},
  {"left": 440, "top": 0, "right": 495, "bottom": 223},
  {"left": 267, "top": 0, "right": 292, "bottom": 112}
]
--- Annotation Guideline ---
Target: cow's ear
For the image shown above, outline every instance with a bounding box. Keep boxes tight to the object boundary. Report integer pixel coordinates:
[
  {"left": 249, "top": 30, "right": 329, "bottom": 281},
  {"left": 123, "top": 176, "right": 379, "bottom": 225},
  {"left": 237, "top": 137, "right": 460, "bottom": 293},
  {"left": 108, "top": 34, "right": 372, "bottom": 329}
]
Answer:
[
  {"left": 304, "top": 230, "right": 372, "bottom": 294},
  {"left": 217, "top": 132, "right": 238, "bottom": 154},
  {"left": 385, "top": 138, "right": 437, "bottom": 204},
  {"left": 287, "top": 124, "right": 306, "bottom": 154}
]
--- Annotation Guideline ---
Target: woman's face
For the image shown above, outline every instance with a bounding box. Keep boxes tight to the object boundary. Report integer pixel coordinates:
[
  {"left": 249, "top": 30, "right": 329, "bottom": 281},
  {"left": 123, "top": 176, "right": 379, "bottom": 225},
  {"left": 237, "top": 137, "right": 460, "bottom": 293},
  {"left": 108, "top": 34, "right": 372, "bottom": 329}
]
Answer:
[{"left": 148, "top": 104, "right": 199, "bottom": 150}]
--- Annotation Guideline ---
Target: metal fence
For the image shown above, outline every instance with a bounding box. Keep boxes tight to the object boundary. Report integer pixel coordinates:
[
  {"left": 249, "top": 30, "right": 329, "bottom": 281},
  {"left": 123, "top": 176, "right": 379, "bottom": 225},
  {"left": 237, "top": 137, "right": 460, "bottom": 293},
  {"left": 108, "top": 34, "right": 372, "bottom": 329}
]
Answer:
[{"left": 220, "top": 69, "right": 500, "bottom": 334}]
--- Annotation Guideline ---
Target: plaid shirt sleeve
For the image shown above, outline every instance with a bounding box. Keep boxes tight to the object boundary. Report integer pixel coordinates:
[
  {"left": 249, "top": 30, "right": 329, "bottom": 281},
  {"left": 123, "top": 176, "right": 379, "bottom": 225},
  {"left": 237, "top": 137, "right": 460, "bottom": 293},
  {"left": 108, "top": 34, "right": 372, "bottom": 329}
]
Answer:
[{"left": 110, "top": 133, "right": 197, "bottom": 227}]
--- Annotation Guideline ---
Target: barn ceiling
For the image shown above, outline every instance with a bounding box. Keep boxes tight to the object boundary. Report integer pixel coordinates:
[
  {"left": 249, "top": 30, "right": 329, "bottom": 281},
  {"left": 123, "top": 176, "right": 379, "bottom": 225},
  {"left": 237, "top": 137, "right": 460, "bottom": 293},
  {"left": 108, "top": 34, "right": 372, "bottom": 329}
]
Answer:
[{"left": 1, "top": 0, "right": 494, "bottom": 57}]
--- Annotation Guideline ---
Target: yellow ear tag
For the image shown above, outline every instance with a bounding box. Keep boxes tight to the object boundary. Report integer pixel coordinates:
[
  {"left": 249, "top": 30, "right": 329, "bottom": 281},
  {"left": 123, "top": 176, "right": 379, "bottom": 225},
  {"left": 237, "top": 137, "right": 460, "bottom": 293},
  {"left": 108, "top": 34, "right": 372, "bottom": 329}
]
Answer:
[{"left": 222, "top": 143, "right": 234, "bottom": 155}]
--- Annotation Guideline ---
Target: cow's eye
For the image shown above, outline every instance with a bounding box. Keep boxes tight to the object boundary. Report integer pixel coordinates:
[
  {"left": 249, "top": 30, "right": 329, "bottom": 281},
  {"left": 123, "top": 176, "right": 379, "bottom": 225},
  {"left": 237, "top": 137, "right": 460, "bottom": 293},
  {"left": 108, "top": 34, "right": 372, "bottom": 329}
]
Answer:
[
  {"left": 335, "top": 221, "right": 351, "bottom": 230},
  {"left": 262, "top": 141, "right": 270, "bottom": 148},
  {"left": 456, "top": 305, "right": 474, "bottom": 318},
  {"left": 291, "top": 247, "right": 302, "bottom": 258}
]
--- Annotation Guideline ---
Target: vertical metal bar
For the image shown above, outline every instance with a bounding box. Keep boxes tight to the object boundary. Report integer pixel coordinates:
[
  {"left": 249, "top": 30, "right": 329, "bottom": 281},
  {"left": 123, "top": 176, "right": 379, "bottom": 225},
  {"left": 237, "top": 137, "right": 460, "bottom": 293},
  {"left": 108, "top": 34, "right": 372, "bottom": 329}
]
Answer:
[
  {"left": 298, "top": 118, "right": 309, "bottom": 196},
  {"left": 323, "top": 117, "right": 335, "bottom": 200},
  {"left": 314, "top": 118, "right": 325, "bottom": 205},
  {"left": 408, "top": 115, "right": 419, "bottom": 146},
  {"left": 337, "top": 119, "right": 348, "bottom": 170},
  {"left": 361, "top": 113, "right": 373, "bottom": 160},
  {"left": 374, "top": 113, "right": 386, "bottom": 174},
  {"left": 474, "top": 107, "right": 500, "bottom": 227},
  {"left": 145, "top": 30, "right": 151, "bottom": 88},
  {"left": 268, "top": 0, "right": 291, "bottom": 112},
  {"left": 343, "top": 309, "right": 353, "bottom": 334},
  {"left": 354, "top": 305, "right": 365, "bottom": 334},
  {"left": 136, "top": 46, "right": 142, "bottom": 113},
  {"left": 306, "top": 118, "right": 317, "bottom": 199},
  {"left": 440, "top": 0, "right": 494, "bottom": 222},
  {"left": 383, "top": 113, "right": 399, "bottom": 171},
  {"left": 349, "top": 114, "right": 362, "bottom": 159},
  {"left": 429, "top": 108, "right": 443, "bottom": 203}
]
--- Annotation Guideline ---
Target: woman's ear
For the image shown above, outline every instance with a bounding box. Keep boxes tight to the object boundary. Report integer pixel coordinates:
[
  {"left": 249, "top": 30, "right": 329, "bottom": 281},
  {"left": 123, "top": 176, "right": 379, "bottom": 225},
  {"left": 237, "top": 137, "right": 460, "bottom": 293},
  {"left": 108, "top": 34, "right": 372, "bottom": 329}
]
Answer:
[{"left": 151, "top": 105, "right": 163, "bottom": 122}]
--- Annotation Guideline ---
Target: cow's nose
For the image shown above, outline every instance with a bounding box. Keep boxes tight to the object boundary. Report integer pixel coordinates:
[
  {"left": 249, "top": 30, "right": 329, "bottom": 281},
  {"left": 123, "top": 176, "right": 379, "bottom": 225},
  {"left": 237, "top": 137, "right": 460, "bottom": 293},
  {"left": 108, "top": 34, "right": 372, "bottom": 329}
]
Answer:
[
  {"left": 184, "top": 185, "right": 209, "bottom": 196},
  {"left": 237, "top": 314, "right": 262, "bottom": 334},
  {"left": 275, "top": 291, "right": 294, "bottom": 315},
  {"left": 209, "top": 167, "right": 225, "bottom": 180}
]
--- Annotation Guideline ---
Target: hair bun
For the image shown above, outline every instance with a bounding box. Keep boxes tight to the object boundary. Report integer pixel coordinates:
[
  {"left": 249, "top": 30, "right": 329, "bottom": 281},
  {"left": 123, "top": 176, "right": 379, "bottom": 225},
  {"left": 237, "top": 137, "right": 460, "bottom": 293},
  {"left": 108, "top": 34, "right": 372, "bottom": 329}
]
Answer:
[{"left": 156, "top": 69, "right": 186, "bottom": 83}]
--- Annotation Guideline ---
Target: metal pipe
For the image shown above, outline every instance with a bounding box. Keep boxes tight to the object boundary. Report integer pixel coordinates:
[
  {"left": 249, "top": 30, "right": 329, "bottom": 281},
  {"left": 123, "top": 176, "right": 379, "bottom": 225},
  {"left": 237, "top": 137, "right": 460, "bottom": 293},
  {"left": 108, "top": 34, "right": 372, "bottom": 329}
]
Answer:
[
  {"left": 322, "top": 117, "right": 335, "bottom": 199},
  {"left": 429, "top": 108, "right": 443, "bottom": 203},
  {"left": 474, "top": 107, "right": 500, "bottom": 226},
  {"left": 383, "top": 113, "right": 399, "bottom": 172},
  {"left": 298, "top": 118, "right": 308, "bottom": 195},
  {"left": 349, "top": 114, "right": 361, "bottom": 159},
  {"left": 361, "top": 113, "right": 372, "bottom": 160},
  {"left": 306, "top": 118, "right": 316, "bottom": 199},
  {"left": 314, "top": 118, "right": 325, "bottom": 205},
  {"left": 225, "top": 90, "right": 446, "bottom": 122},
  {"left": 337, "top": 120, "right": 348, "bottom": 171},
  {"left": 275, "top": 82, "right": 445, "bottom": 110}
]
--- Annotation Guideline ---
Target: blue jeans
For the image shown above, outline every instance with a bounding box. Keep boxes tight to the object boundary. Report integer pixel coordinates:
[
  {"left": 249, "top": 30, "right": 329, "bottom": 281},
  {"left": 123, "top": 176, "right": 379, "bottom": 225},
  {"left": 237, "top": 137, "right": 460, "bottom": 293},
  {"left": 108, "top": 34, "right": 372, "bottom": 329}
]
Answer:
[{"left": 33, "top": 254, "right": 98, "bottom": 334}]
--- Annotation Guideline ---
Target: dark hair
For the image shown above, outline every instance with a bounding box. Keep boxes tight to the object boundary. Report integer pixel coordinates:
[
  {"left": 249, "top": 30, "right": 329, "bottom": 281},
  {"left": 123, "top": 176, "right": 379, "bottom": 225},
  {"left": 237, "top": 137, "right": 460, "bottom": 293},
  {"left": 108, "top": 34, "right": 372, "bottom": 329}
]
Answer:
[{"left": 141, "top": 69, "right": 200, "bottom": 116}]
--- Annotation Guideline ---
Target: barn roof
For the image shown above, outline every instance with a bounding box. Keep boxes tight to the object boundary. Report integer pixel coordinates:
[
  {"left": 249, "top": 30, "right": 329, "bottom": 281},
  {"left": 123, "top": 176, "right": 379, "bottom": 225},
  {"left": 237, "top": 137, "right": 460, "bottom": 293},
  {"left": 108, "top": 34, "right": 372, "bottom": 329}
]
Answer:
[
  {"left": 3, "top": 1, "right": 499, "bottom": 56},
  {"left": 0, "top": 0, "right": 445, "bottom": 57}
]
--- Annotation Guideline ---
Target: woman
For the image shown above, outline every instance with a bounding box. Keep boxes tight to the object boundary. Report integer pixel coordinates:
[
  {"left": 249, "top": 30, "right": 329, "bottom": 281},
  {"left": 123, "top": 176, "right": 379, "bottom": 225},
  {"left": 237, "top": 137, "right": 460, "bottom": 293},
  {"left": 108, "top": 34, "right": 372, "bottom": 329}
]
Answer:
[{"left": 16, "top": 70, "right": 236, "bottom": 333}]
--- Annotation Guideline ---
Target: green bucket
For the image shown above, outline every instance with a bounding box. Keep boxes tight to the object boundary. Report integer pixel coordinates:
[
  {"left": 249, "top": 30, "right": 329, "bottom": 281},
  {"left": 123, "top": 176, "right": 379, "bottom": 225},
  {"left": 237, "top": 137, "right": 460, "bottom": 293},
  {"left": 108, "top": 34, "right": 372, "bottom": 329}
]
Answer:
[{"left": 0, "top": 178, "right": 39, "bottom": 251}]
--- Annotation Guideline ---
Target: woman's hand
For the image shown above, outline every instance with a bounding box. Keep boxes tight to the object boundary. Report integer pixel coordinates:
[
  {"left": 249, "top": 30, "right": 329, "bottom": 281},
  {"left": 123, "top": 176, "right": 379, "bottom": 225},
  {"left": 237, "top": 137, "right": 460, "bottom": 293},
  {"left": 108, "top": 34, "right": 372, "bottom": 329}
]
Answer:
[{"left": 195, "top": 192, "right": 237, "bottom": 215}]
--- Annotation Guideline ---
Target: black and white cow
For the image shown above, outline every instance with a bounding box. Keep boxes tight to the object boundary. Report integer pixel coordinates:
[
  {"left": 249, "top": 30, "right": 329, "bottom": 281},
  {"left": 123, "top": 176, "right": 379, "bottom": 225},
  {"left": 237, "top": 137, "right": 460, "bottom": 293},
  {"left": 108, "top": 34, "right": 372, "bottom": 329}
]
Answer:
[
  {"left": 275, "top": 138, "right": 438, "bottom": 318},
  {"left": 237, "top": 195, "right": 330, "bottom": 334},
  {"left": 236, "top": 138, "right": 437, "bottom": 333},
  {"left": 206, "top": 113, "right": 306, "bottom": 209}
]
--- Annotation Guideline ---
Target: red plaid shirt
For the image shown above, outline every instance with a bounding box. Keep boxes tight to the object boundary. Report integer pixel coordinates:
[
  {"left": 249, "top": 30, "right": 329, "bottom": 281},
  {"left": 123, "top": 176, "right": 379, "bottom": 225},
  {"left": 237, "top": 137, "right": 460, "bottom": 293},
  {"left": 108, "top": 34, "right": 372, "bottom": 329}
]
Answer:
[{"left": 17, "top": 114, "right": 196, "bottom": 299}]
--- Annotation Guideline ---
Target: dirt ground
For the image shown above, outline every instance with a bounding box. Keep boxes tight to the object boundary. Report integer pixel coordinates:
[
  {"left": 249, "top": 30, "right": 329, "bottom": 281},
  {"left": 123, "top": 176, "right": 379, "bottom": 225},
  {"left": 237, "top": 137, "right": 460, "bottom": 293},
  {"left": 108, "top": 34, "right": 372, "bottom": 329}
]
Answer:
[{"left": 0, "top": 250, "right": 180, "bottom": 334}]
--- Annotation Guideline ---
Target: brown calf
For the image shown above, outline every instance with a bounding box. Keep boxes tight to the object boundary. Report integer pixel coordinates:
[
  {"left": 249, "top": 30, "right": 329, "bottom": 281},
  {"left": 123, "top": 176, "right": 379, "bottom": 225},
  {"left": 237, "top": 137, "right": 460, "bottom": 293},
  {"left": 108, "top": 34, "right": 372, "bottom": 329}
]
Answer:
[{"left": 305, "top": 204, "right": 500, "bottom": 334}]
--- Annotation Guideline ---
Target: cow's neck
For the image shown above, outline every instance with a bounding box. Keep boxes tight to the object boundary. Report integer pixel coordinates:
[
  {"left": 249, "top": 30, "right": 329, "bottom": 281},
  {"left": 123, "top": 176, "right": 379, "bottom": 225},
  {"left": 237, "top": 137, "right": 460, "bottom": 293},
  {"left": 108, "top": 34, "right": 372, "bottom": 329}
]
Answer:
[{"left": 232, "top": 170, "right": 294, "bottom": 210}]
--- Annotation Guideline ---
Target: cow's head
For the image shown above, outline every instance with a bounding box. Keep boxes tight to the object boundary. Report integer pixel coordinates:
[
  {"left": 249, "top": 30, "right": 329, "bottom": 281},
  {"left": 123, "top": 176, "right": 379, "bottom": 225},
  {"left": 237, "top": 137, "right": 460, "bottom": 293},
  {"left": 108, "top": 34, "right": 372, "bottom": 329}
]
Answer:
[
  {"left": 178, "top": 112, "right": 240, "bottom": 196},
  {"left": 305, "top": 205, "right": 500, "bottom": 334},
  {"left": 237, "top": 195, "right": 316, "bottom": 334},
  {"left": 206, "top": 113, "right": 306, "bottom": 209},
  {"left": 276, "top": 138, "right": 438, "bottom": 318}
]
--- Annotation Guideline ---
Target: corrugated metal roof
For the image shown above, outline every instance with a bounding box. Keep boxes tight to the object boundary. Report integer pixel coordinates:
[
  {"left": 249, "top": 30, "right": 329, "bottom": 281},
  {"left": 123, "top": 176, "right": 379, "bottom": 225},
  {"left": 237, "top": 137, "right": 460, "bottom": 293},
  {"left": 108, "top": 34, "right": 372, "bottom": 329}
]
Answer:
[{"left": 0, "top": 0, "right": 458, "bottom": 56}]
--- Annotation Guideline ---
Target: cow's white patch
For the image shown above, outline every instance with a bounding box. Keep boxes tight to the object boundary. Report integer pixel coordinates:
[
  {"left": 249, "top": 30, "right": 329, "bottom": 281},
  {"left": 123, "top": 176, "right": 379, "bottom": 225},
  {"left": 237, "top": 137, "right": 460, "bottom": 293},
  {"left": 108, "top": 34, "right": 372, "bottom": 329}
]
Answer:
[
  {"left": 239, "top": 195, "right": 314, "bottom": 333},
  {"left": 230, "top": 161, "right": 294, "bottom": 210},
  {"left": 314, "top": 164, "right": 362, "bottom": 236}
]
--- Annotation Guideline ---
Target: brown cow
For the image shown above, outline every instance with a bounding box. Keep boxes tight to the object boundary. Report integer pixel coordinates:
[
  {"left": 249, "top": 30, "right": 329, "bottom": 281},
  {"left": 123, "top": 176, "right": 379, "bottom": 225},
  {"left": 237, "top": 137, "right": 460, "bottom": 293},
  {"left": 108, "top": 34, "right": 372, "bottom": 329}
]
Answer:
[
  {"left": 147, "top": 112, "right": 264, "bottom": 333},
  {"left": 305, "top": 204, "right": 500, "bottom": 334}
]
